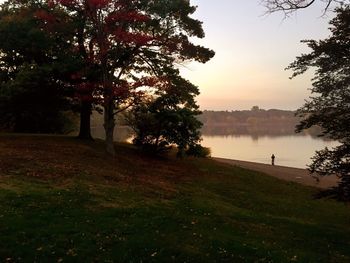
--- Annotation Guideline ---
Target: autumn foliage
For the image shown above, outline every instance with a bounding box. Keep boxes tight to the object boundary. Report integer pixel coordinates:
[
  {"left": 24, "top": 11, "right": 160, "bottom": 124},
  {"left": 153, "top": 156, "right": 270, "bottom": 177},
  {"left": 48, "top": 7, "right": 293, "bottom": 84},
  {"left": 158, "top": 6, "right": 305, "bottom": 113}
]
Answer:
[{"left": 0, "top": 0, "right": 214, "bottom": 155}]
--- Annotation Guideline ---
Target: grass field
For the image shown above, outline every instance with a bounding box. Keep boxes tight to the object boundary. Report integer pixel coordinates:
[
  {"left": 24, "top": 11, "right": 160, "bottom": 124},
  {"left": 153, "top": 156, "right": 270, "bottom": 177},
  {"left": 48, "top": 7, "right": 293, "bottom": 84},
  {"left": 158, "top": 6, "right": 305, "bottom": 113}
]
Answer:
[{"left": 0, "top": 134, "right": 349, "bottom": 262}]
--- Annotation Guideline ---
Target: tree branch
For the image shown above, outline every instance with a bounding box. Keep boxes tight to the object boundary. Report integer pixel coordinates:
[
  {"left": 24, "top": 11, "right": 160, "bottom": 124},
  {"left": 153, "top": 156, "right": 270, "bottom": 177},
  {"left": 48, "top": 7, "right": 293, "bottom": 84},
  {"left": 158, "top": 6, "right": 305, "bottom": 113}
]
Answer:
[{"left": 262, "top": 0, "right": 343, "bottom": 16}]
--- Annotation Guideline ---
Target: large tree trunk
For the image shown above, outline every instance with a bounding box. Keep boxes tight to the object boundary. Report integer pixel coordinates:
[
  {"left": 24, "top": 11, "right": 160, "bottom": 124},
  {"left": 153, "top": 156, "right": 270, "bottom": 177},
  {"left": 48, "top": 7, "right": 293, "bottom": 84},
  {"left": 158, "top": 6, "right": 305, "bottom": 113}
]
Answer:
[
  {"left": 104, "top": 99, "right": 116, "bottom": 155},
  {"left": 78, "top": 100, "right": 93, "bottom": 140},
  {"left": 98, "top": 25, "right": 116, "bottom": 155}
]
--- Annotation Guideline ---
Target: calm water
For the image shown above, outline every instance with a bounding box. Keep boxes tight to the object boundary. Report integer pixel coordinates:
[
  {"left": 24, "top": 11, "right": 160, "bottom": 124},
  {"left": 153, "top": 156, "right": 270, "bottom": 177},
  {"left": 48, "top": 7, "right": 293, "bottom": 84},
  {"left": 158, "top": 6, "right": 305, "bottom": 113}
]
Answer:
[
  {"left": 202, "top": 135, "right": 339, "bottom": 169},
  {"left": 92, "top": 120, "right": 338, "bottom": 169}
]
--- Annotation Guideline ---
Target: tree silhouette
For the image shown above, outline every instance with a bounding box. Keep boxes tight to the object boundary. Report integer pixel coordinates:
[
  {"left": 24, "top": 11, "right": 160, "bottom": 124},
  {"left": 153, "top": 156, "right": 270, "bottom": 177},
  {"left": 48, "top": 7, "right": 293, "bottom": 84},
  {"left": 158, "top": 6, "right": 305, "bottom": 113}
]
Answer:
[
  {"left": 288, "top": 6, "right": 350, "bottom": 200},
  {"left": 127, "top": 74, "right": 202, "bottom": 156},
  {"left": 51, "top": 0, "right": 214, "bottom": 155},
  {"left": 263, "top": 0, "right": 347, "bottom": 15},
  {"left": 0, "top": 1, "right": 79, "bottom": 133}
]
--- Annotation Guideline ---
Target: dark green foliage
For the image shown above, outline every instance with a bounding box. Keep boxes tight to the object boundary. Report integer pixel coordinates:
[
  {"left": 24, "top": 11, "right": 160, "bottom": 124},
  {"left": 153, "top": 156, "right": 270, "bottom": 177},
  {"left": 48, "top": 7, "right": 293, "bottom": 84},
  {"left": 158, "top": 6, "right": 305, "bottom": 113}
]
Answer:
[
  {"left": 186, "top": 144, "right": 211, "bottom": 158},
  {"left": 0, "top": 66, "right": 74, "bottom": 133},
  {"left": 129, "top": 103, "right": 173, "bottom": 154},
  {"left": 288, "top": 6, "right": 350, "bottom": 200},
  {"left": 0, "top": 1, "right": 80, "bottom": 133},
  {"left": 129, "top": 101, "right": 203, "bottom": 156},
  {"left": 127, "top": 76, "right": 203, "bottom": 156}
]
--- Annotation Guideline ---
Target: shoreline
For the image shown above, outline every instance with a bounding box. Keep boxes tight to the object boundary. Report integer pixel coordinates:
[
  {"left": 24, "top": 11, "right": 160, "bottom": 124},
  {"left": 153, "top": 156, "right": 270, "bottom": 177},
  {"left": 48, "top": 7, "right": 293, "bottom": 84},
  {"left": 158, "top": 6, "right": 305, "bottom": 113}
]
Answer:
[{"left": 213, "top": 157, "right": 338, "bottom": 189}]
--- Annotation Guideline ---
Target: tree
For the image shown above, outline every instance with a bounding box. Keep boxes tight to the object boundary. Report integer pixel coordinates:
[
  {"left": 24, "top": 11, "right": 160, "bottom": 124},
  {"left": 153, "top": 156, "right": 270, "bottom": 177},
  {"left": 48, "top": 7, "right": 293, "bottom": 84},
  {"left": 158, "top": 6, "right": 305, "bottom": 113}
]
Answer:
[
  {"left": 0, "top": 1, "right": 79, "bottom": 133},
  {"left": 251, "top": 105, "right": 260, "bottom": 111},
  {"left": 0, "top": 66, "right": 74, "bottom": 133},
  {"left": 262, "top": 0, "right": 348, "bottom": 15},
  {"left": 51, "top": 0, "right": 214, "bottom": 155},
  {"left": 127, "top": 74, "right": 203, "bottom": 157},
  {"left": 287, "top": 6, "right": 350, "bottom": 200}
]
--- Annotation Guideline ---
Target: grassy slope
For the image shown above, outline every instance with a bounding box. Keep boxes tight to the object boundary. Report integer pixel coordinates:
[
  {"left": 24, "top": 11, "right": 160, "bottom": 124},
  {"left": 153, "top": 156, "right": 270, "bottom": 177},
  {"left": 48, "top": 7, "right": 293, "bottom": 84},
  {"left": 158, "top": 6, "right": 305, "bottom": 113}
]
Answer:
[{"left": 0, "top": 134, "right": 349, "bottom": 262}]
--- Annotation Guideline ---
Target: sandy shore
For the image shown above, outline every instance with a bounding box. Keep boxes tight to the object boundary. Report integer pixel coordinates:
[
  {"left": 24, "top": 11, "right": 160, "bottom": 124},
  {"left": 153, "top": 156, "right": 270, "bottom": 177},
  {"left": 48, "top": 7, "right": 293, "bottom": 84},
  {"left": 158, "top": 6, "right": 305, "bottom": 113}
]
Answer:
[{"left": 214, "top": 157, "right": 339, "bottom": 189}]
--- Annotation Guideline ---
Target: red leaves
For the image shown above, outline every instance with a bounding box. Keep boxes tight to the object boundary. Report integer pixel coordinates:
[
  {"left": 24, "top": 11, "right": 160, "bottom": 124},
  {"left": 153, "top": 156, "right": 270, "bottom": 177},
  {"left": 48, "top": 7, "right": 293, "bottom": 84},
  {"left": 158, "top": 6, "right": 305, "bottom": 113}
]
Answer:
[
  {"left": 49, "top": 0, "right": 163, "bottom": 106},
  {"left": 70, "top": 72, "right": 82, "bottom": 80},
  {"left": 114, "top": 27, "right": 154, "bottom": 45},
  {"left": 34, "top": 9, "right": 56, "bottom": 24},
  {"left": 56, "top": 0, "right": 77, "bottom": 7},
  {"left": 76, "top": 82, "right": 99, "bottom": 103},
  {"left": 105, "top": 10, "right": 152, "bottom": 46},
  {"left": 113, "top": 81, "right": 130, "bottom": 99},
  {"left": 87, "top": 0, "right": 109, "bottom": 8},
  {"left": 77, "top": 82, "right": 96, "bottom": 93},
  {"left": 34, "top": 9, "right": 65, "bottom": 33},
  {"left": 48, "top": 0, "right": 56, "bottom": 8},
  {"left": 72, "top": 71, "right": 171, "bottom": 107},
  {"left": 56, "top": 0, "right": 110, "bottom": 9}
]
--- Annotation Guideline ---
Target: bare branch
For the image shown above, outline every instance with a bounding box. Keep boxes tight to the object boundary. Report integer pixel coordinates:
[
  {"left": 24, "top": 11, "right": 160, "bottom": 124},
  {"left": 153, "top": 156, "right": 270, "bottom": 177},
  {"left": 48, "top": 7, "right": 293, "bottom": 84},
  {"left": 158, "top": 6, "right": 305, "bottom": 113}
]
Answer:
[{"left": 262, "top": 0, "right": 347, "bottom": 16}]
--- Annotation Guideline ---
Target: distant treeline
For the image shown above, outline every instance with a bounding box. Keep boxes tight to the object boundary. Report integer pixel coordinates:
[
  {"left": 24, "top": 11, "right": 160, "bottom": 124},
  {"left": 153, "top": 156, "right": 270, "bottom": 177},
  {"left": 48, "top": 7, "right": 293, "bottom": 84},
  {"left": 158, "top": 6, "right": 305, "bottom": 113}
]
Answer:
[
  {"left": 199, "top": 108, "right": 298, "bottom": 127},
  {"left": 89, "top": 108, "right": 324, "bottom": 140},
  {"left": 198, "top": 108, "right": 322, "bottom": 137}
]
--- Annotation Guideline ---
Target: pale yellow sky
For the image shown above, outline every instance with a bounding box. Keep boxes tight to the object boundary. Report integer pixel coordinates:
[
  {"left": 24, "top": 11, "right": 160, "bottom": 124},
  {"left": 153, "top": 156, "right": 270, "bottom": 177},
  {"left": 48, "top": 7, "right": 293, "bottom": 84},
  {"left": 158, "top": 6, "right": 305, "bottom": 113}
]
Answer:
[{"left": 180, "top": 0, "right": 333, "bottom": 110}]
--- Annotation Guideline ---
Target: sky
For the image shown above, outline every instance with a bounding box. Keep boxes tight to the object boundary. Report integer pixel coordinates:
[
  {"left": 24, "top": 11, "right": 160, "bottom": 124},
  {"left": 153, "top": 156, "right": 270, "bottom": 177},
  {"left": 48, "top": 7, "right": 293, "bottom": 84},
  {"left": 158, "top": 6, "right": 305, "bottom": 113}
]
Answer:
[{"left": 180, "top": 0, "right": 334, "bottom": 110}]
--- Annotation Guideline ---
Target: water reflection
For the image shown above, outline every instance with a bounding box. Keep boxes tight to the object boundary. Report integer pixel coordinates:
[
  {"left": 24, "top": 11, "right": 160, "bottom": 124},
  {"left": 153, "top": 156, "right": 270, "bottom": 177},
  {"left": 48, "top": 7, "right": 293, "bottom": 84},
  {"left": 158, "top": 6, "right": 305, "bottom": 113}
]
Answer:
[
  {"left": 201, "top": 132, "right": 338, "bottom": 169},
  {"left": 89, "top": 117, "right": 337, "bottom": 169},
  {"left": 201, "top": 124, "right": 325, "bottom": 141}
]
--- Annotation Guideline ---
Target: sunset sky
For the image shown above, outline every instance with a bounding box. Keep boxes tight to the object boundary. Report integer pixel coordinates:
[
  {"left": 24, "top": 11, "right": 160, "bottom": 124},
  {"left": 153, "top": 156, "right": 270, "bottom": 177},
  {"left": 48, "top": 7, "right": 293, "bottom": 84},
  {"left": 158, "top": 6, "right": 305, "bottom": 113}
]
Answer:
[{"left": 181, "top": 0, "right": 334, "bottom": 110}]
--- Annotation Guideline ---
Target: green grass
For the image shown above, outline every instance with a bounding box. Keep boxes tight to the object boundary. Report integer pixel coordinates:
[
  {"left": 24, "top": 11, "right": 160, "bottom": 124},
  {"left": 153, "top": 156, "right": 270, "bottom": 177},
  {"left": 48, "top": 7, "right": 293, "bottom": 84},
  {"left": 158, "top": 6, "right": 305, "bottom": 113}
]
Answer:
[{"left": 0, "top": 134, "right": 349, "bottom": 262}]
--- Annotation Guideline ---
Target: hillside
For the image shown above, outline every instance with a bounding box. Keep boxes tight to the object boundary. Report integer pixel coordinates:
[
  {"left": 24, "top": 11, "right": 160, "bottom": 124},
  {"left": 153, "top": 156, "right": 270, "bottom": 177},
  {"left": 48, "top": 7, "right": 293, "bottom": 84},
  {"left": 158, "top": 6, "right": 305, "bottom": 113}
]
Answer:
[{"left": 0, "top": 134, "right": 349, "bottom": 262}]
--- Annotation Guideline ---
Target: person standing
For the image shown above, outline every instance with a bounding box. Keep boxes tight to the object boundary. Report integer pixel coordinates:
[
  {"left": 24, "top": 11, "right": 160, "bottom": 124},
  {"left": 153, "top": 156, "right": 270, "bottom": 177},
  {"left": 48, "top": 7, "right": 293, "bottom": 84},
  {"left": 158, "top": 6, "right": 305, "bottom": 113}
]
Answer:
[{"left": 271, "top": 154, "right": 275, "bottom": 166}]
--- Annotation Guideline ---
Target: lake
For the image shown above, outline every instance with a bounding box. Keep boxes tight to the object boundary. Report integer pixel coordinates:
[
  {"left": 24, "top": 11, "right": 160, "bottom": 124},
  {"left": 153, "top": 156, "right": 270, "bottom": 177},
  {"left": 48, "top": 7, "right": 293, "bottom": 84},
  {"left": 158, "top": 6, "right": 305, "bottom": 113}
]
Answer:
[
  {"left": 91, "top": 121, "right": 338, "bottom": 169},
  {"left": 201, "top": 134, "right": 338, "bottom": 169}
]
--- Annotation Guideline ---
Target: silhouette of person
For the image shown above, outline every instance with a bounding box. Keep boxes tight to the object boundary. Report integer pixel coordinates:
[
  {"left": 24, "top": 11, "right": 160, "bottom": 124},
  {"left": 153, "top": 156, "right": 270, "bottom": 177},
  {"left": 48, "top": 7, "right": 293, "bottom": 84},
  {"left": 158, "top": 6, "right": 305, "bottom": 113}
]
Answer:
[{"left": 271, "top": 154, "right": 275, "bottom": 166}]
